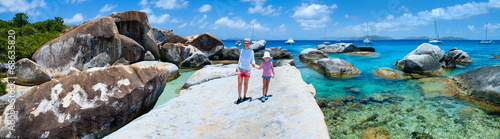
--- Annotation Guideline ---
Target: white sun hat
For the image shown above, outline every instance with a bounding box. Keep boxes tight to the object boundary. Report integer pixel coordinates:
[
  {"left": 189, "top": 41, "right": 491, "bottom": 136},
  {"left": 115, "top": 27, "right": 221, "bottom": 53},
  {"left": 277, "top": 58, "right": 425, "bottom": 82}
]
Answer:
[{"left": 263, "top": 51, "right": 271, "bottom": 58}]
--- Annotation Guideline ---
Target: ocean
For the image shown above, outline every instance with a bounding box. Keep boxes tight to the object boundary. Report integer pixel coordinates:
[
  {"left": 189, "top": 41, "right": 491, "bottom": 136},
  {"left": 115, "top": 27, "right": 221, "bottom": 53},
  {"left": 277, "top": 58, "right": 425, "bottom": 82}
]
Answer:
[{"left": 156, "top": 40, "right": 500, "bottom": 138}]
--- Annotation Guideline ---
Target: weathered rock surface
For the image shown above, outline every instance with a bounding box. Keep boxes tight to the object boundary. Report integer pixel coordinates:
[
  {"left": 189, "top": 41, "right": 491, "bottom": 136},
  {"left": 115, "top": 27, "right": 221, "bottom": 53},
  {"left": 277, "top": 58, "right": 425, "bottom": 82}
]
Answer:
[
  {"left": 396, "top": 43, "right": 444, "bottom": 75},
  {"left": 112, "top": 58, "right": 130, "bottom": 66},
  {"left": 374, "top": 67, "right": 403, "bottom": 79},
  {"left": 316, "top": 43, "right": 357, "bottom": 53},
  {"left": 152, "top": 28, "right": 173, "bottom": 42},
  {"left": 0, "top": 62, "right": 179, "bottom": 138},
  {"left": 0, "top": 63, "right": 8, "bottom": 73},
  {"left": 32, "top": 16, "right": 121, "bottom": 77},
  {"left": 310, "top": 58, "right": 361, "bottom": 77},
  {"left": 179, "top": 52, "right": 211, "bottom": 68},
  {"left": 143, "top": 51, "right": 155, "bottom": 61},
  {"left": 255, "top": 47, "right": 293, "bottom": 59},
  {"left": 131, "top": 61, "right": 179, "bottom": 82},
  {"left": 183, "top": 64, "right": 237, "bottom": 88},
  {"left": 250, "top": 40, "right": 266, "bottom": 51},
  {"left": 274, "top": 59, "right": 295, "bottom": 67},
  {"left": 357, "top": 46, "right": 376, "bottom": 52},
  {"left": 187, "top": 33, "right": 224, "bottom": 58},
  {"left": 106, "top": 65, "right": 328, "bottom": 138},
  {"left": 159, "top": 43, "right": 198, "bottom": 65},
  {"left": 441, "top": 48, "right": 472, "bottom": 68},
  {"left": 65, "top": 67, "right": 80, "bottom": 77},
  {"left": 163, "top": 35, "right": 188, "bottom": 44},
  {"left": 220, "top": 47, "right": 240, "bottom": 60},
  {"left": 11, "top": 58, "right": 52, "bottom": 86},
  {"left": 450, "top": 66, "right": 500, "bottom": 104},
  {"left": 109, "top": 10, "right": 159, "bottom": 58},
  {"left": 0, "top": 85, "right": 33, "bottom": 106},
  {"left": 119, "top": 34, "right": 145, "bottom": 63},
  {"left": 299, "top": 48, "right": 330, "bottom": 63},
  {"left": 82, "top": 52, "right": 111, "bottom": 70}
]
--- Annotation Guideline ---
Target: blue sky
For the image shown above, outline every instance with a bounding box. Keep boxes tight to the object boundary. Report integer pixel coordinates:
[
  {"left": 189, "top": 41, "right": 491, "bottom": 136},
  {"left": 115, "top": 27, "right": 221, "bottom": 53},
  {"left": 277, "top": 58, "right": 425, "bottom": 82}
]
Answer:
[{"left": 1, "top": 0, "right": 500, "bottom": 40}]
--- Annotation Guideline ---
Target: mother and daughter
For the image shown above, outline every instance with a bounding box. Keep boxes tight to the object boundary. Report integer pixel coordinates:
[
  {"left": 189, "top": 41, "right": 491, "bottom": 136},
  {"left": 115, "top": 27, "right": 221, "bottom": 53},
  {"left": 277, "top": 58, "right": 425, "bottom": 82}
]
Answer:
[{"left": 235, "top": 38, "right": 275, "bottom": 104}]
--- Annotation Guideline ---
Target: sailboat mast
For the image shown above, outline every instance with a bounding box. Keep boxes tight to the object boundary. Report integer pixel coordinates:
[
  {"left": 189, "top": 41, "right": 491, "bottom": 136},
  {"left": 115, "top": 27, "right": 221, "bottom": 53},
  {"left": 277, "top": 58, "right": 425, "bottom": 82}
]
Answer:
[
  {"left": 434, "top": 19, "right": 437, "bottom": 39},
  {"left": 251, "top": 25, "right": 254, "bottom": 41},
  {"left": 486, "top": 24, "right": 488, "bottom": 40},
  {"left": 368, "top": 23, "right": 370, "bottom": 40},
  {"left": 323, "top": 26, "right": 326, "bottom": 42}
]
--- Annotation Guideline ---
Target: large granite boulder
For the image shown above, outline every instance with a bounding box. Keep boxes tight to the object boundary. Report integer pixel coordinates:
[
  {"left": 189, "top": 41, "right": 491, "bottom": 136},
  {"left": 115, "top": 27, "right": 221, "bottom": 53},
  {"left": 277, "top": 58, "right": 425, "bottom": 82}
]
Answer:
[
  {"left": 152, "top": 28, "right": 173, "bottom": 42},
  {"left": 11, "top": 58, "right": 52, "bottom": 86},
  {"left": 310, "top": 58, "right": 360, "bottom": 77},
  {"left": 32, "top": 16, "right": 121, "bottom": 77},
  {"left": 221, "top": 47, "right": 240, "bottom": 60},
  {"left": 255, "top": 47, "right": 293, "bottom": 59},
  {"left": 0, "top": 62, "right": 179, "bottom": 138},
  {"left": 183, "top": 64, "right": 238, "bottom": 88},
  {"left": 357, "top": 46, "right": 375, "bottom": 52},
  {"left": 159, "top": 43, "right": 199, "bottom": 65},
  {"left": 396, "top": 43, "right": 445, "bottom": 75},
  {"left": 316, "top": 43, "right": 357, "bottom": 53},
  {"left": 131, "top": 61, "right": 180, "bottom": 81},
  {"left": 250, "top": 40, "right": 266, "bottom": 51},
  {"left": 180, "top": 52, "right": 211, "bottom": 68},
  {"left": 450, "top": 66, "right": 500, "bottom": 104},
  {"left": 119, "top": 34, "right": 145, "bottom": 63},
  {"left": 109, "top": 10, "right": 159, "bottom": 58},
  {"left": 299, "top": 48, "right": 330, "bottom": 62},
  {"left": 105, "top": 65, "right": 328, "bottom": 138},
  {"left": 161, "top": 35, "right": 188, "bottom": 45},
  {"left": 187, "top": 33, "right": 224, "bottom": 58},
  {"left": 112, "top": 58, "right": 130, "bottom": 66},
  {"left": 143, "top": 51, "right": 155, "bottom": 61},
  {"left": 441, "top": 48, "right": 472, "bottom": 68},
  {"left": 274, "top": 59, "right": 295, "bottom": 67},
  {"left": 82, "top": 52, "right": 111, "bottom": 70}
]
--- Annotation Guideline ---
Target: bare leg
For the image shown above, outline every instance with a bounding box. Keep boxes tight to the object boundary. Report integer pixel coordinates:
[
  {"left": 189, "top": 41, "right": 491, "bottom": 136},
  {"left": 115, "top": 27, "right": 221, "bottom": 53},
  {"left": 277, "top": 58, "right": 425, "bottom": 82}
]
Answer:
[
  {"left": 265, "top": 79, "right": 270, "bottom": 96},
  {"left": 243, "top": 77, "right": 250, "bottom": 98},
  {"left": 238, "top": 76, "right": 243, "bottom": 99},
  {"left": 262, "top": 78, "right": 266, "bottom": 97}
]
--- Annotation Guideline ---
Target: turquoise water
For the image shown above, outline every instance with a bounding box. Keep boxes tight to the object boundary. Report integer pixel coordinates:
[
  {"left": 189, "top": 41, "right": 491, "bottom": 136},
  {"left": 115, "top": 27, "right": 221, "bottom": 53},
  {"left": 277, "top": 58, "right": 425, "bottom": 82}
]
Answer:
[
  {"left": 154, "top": 70, "right": 195, "bottom": 108},
  {"left": 222, "top": 40, "right": 500, "bottom": 138}
]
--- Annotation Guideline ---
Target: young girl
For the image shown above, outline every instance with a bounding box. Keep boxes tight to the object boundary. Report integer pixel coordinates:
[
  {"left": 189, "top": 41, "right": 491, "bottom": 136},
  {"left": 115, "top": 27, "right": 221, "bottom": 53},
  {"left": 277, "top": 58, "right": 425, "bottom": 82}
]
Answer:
[
  {"left": 254, "top": 51, "right": 275, "bottom": 102},
  {"left": 235, "top": 38, "right": 255, "bottom": 104}
]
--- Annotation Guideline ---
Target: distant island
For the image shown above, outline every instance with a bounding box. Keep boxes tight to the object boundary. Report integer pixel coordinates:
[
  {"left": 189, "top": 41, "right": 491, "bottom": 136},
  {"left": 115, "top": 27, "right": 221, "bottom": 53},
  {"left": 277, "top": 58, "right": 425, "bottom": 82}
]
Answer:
[
  {"left": 356, "top": 35, "right": 393, "bottom": 40},
  {"left": 403, "top": 36, "right": 468, "bottom": 40},
  {"left": 226, "top": 38, "right": 244, "bottom": 40}
]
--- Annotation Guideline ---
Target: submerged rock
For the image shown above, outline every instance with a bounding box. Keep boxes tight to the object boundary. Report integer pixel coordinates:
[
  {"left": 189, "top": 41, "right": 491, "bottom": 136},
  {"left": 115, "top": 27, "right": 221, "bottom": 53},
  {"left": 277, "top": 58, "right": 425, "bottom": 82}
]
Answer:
[
  {"left": 396, "top": 43, "right": 444, "bottom": 75},
  {"left": 106, "top": 65, "right": 328, "bottom": 138},
  {"left": 299, "top": 48, "right": 330, "bottom": 62},
  {"left": 360, "top": 127, "right": 390, "bottom": 139},
  {"left": 0, "top": 62, "right": 179, "bottom": 138},
  {"left": 250, "top": 40, "right": 266, "bottom": 51},
  {"left": 374, "top": 67, "right": 403, "bottom": 79},
  {"left": 11, "top": 58, "right": 52, "bottom": 86},
  {"left": 310, "top": 58, "right": 360, "bottom": 77},
  {"left": 32, "top": 16, "right": 121, "bottom": 77}
]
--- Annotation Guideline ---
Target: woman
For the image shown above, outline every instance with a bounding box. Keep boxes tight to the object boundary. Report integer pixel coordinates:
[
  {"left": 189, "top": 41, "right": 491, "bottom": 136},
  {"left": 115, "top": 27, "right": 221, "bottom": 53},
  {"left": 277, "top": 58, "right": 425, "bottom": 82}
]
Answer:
[{"left": 235, "top": 38, "right": 255, "bottom": 104}]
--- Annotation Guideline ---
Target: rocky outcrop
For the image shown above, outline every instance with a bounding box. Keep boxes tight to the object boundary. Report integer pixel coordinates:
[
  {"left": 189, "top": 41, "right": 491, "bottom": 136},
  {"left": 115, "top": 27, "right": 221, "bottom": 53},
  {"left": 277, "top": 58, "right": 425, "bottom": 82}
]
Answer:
[
  {"left": 0, "top": 62, "right": 179, "bottom": 138},
  {"left": 183, "top": 64, "right": 237, "bottom": 88},
  {"left": 250, "top": 40, "right": 266, "bottom": 51},
  {"left": 143, "top": 51, "right": 155, "bottom": 61},
  {"left": 316, "top": 43, "right": 357, "bottom": 53},
  {"left": 0, "top": 85, "right": 33, "bottom": 106},
  {"left": 396, "top": 43, "right": 444, "bottom": 75},
  {"left": 131, "top": 61, "right": 180, "bottom": 81},
  {"left": 441, "top": 48, "right": 472, "bottom": 68},
  {"left": 180, "top": 52, "right": 211, "bottom": 68},
  {"left": 357, "top": 46, "right": 375, "bottom": 52},
  {"left": 32, "top": 16, "right": 121, "bottom": 77},
  {"left": 163, "top": 35, "right": 188, "bottom": 44},
  {"left": 450, "top": 66, "right": 500, "bottom": 104},
  {"left": 82, "top": 52, "right": 111, "bottom": 70},
  {"left": 159, "top": 43, "right": 198, "bottom": 65},
  {"left": 119, "top": 34, "right": 145, "bottom": 63},
  {"left": 0, "top": 63, "right": 8, "bottom": 73},
  {"left": 11, "top": 58, "right": 52, "bottom": 86},
  {"left": 152, "top": 28, "right": 173, "bottom": 42},
  {"left": 187, "top": 33, "right": 224, "bottom": 58},
  {"left": 374, "top": 67, "right": 403, "bottom": 79},
  {"left": 310, "top": 58, "right": 360, "bottom": 77},
  {"left": 105, "top": 65, "right": 328, "bottom": 138},
  {"left": 255, "top": 47, "right": 293, "bottom": 59},
  {"left": 274, "top": 60, "right": 295, "bottom": 67},
  {"left": 299, "top": 48, "right": 330, "bottom": 62},
  {"left": 109, "top": 10, "right": 159, "bottom": 58},
  {"left": 65, "top": 67, "right": 80, "bottom": 77},
  {"left": 220, "top": 47, "right": 240, "bottom": 60},
  {"left": 112, "top": 58, "right": 130, "bottom": 66}
]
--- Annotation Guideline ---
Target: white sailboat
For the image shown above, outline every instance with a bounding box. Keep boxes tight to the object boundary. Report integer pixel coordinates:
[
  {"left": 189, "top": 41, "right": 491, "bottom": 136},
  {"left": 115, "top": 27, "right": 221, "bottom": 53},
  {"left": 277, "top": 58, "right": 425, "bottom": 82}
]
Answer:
[
  {"left": 323, "top": 26, "right": 330, "bottom": 44},
  {"left": 285, "top": 38, "right": 295, "bottom": 44},
  {"left": 429, "top": 19, "right": 442, "bottom": 44},
  {"left": 362, "top": 23, "right": 372, "bottom": 44},
  {"left": 479, "top": 24, "right": 494, "bottom": 44}
]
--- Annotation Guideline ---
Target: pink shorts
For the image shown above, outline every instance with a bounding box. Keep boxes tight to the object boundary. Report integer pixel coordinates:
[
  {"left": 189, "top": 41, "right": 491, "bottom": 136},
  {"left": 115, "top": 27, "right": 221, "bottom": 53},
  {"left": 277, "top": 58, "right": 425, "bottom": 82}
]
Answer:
[{"left": 237, "top": 70, "right": 251, "bottom": 78}]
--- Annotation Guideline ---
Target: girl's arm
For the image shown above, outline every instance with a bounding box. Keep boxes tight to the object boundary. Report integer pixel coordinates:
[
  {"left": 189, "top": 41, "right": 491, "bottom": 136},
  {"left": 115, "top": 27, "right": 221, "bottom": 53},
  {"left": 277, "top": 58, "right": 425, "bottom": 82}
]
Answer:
[{"left": 271, "top": 62, "right": 275, "bottom": 78}]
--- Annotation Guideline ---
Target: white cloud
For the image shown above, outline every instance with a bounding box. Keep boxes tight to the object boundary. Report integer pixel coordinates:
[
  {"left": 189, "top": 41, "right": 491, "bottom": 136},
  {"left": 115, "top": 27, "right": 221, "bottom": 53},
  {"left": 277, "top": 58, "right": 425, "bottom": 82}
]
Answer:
[
  {"left": 344, "top": 14, "right": 358, "bottom": 19},
  {"left": 170, "top": 18, "right": 180, "bottom": 23},
  {"left": 65, "top": 13, "right": 84, "bottom": 23},
  {"left": 154, "top": 0, "right": 188, "bottom": 10},
  {"left": 139, "top": 0, "right": 148, "bottom": 6},
  {"left": 92, "top": 14, "right": 102, "bottom": 20},
  {"left": 278, "top": 24, "right": 286, "bottom": 32},
  {"left": 178, "top": 23, "right": 187, "bottom": 28},
  {"left": 242, "top": 0, "right": 281, "bottom": 16},
  {"left": 198, "top": 4, "right": 211, "bottom": 12},
  {"left": 399, "top": 5, "right": 410, "bottom": 13},
  {"left": 140, "top": 8, "right": 153, "bottom": 14},
  {"left": 468, "top": 25, "right": 475, "bottom": 31},
  {"left": 213, "top": 17, "right": 269, "bottom": 31},
  {"left": 485, "top": 23, "right": 500, "bottom": 33},
  {"left": 149, "top": 14, "right": 170, "bottom": 24},
  {"left": 65, "top": 0, "right": 86, "bottom": 4},
  {"left": 0, "top": 0, "right": 46, "bottom": 13},
  {"left": 198, "top": 14, "right": 207, "bottom": 24},
  {"left": 100, "top": 4, "right": 117, "bottom": 13},
  {"left": 342, "top": 1, "right": 499, "bottom": 34},
  {"left": 292, "top": 3, "right": 337, "bottom": 30}
]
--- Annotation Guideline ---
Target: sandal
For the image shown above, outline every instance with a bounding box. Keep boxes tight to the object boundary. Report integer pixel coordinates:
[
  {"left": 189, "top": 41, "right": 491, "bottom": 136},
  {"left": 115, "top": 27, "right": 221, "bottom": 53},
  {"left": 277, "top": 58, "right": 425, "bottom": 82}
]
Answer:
[{"left": 234, "top": 98, "right": 242, "bottom": 104}]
